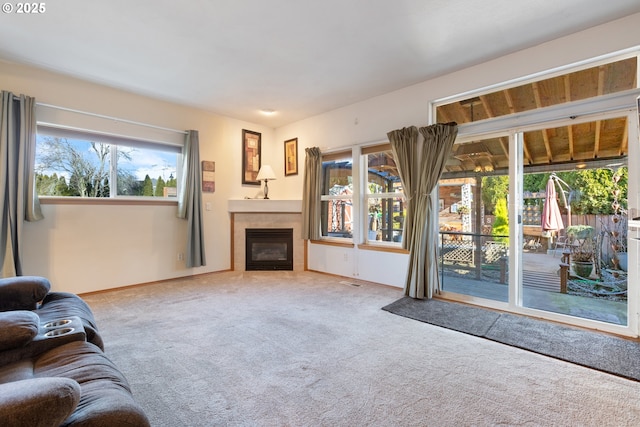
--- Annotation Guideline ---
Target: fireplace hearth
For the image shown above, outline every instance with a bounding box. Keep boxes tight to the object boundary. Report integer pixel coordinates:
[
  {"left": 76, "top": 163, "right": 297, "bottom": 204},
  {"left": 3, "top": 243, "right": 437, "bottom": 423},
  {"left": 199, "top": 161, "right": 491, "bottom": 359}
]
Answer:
[{"left": 245, "top": 228, "right": 293, "bottom": 270}]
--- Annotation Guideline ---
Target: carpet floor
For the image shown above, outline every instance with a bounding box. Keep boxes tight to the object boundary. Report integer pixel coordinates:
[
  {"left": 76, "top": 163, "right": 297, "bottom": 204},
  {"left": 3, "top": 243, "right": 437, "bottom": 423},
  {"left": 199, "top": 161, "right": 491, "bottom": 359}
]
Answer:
[
  {"left": 82, "top": 271, "right": 640, "bottom": 426},
  {"left": 382, "top": 297, "right": 640, "bottom": 381}
]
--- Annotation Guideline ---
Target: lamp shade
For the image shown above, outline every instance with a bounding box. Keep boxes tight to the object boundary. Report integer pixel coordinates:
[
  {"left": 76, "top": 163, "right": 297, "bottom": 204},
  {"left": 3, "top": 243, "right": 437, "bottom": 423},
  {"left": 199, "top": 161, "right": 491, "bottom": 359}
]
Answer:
[{"left": 256, "top": 165, "right": 276, "bottom": 181}]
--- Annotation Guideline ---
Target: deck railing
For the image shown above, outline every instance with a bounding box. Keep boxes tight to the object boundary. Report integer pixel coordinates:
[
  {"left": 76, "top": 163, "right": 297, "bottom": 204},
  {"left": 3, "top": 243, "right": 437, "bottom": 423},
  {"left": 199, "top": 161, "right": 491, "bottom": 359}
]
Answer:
[{"left": 439, "top": 231, "right": 509, "bottom": 284}]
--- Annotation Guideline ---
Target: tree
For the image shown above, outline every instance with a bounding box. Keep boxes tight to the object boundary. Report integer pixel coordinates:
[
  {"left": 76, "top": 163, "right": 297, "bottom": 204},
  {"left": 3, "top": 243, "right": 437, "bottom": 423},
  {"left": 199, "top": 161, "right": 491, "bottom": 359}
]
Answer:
[
  {"left": 36, "top": 137, "right": 132, "bottom": 197},
  {"left": 523, "top": 173, "right": 549, "bottom": 193},
  {"left": 482, "top": 166, "right": 629, "bottom": 219},
  {"left": 155, "top": 176, "right": 166, "bottom": 197},
  {"left": 142, "top": 175, "right": 154, "bottom": 196},
  {"left": 36, "top": 137, "right": 135, "bottom": 197},
  {"left": 566, "top": 167, "right": 627, "bottom": 214},
  {"left": 492, "top": 198, "right": 509, "bottom": 243},
  {"left": 481, "top": 175, "right": 508, "bottom": 214},
  {"left": 117, "top": 170, "right": 143, "bottom": 196},
  {"left": 36, "top": 173, "right": 60, "bottom": 196}
]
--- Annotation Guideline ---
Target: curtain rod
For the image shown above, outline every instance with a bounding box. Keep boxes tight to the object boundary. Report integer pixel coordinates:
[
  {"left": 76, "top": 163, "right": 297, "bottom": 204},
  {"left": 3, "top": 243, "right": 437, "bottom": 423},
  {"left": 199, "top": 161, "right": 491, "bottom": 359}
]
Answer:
[{"left": 35, "top": 102, "right": 188, "bottom": 135}]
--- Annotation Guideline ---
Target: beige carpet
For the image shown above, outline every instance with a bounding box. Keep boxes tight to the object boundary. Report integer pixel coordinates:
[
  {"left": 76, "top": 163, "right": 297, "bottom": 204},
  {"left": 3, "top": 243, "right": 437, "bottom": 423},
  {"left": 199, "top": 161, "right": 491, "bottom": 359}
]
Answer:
[{"left": 82, "top": 271, "right": 640, "bottom": 426}]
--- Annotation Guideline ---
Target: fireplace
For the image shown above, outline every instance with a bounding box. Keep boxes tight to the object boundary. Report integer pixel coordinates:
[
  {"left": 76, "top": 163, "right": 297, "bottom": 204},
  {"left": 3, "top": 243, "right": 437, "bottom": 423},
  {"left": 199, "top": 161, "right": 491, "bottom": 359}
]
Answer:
[{"left": 245, "top": 228, "right": 293, "bottom": 270}]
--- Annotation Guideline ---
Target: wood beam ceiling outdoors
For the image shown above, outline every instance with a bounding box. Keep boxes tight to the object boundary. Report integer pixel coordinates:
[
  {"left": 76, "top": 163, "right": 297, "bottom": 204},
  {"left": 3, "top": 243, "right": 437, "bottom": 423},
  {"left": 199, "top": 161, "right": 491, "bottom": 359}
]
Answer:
[
  {"left": 436, "top": 56, "right": 636, "bottom": 175},
  {"left": 564, "top": 75, "right": 575, "bottom": 160},
  {"left": 532, "top": 81, "right": 554, "bottom": 163}
]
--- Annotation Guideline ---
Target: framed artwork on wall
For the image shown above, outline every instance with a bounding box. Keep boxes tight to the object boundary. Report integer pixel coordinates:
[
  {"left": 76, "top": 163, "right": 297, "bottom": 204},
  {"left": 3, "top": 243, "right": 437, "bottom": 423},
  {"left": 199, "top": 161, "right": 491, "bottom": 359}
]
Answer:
[
  {"left": 202, "top": 160, "right": 215, "bottom": 193},
  {"left": 284, "top": 137, "right": 298, "bottom": 176},
  {"left": 242, "top": 129, "right": 261, "bottom": 185}
]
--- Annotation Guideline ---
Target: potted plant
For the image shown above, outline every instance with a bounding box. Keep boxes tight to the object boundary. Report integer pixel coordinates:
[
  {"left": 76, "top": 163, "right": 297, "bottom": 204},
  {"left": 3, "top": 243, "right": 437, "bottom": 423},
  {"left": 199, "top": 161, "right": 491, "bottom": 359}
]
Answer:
[
  {"left": 566, "top": 225, "right": 595, "bottom": 278},
  {"left": 571, "top": 249, "right": 594, "bottom": 278},
  {"left": 456, "top": 205, "right": 470, "bottom": 218},
  {"left": 565, "top": 225, "right": 594, "bottom": 240},
  {"left": 606, "top": 214, "right": 628, "bottom": 271}
]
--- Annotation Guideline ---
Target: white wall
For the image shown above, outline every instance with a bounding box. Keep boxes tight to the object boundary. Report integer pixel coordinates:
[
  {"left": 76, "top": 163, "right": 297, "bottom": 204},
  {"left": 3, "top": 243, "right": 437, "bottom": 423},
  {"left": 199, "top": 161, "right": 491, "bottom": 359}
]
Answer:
[
  {"left": 278, "top": 13, "right": 640, "bottom": 287},
  {"left": 1, "top": 61, "right": 278, "bottom": 293}
]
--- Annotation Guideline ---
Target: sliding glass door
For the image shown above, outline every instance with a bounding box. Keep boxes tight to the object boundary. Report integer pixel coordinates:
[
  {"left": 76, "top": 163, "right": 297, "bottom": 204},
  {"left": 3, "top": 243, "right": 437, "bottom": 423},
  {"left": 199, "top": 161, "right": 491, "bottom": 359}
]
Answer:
[
  {"left": 438, "top": 135, "right": 511, "bottom": 303},
  {"left": 519, "top": 118, "right": 629, "bottom": 326},
  {"left": 438, "top": 111, "right": 635, "bottom": 335}
]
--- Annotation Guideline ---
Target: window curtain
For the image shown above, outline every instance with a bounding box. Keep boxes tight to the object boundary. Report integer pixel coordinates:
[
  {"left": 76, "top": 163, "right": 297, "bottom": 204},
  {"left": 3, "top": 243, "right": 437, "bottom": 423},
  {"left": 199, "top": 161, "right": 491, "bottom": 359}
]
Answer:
[
  {"left": 0, "top": 91, "right": 43, "bottom": 277},
  {"left": 302, "top": 147, "right": 321, "bottom": 240},
  {"left": 178, "top": 130, "right": 206, "bottom": 268},
  {"left": 388, "top": 123, "right": 457, "bottom": 299}
]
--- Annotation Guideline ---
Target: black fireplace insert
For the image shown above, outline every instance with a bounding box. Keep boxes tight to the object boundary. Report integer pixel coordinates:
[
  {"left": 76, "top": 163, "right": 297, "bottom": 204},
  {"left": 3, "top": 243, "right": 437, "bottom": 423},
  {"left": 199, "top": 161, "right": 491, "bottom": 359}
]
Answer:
[{"left": 245, "top": 228, "right": 293, "bottom": 270}]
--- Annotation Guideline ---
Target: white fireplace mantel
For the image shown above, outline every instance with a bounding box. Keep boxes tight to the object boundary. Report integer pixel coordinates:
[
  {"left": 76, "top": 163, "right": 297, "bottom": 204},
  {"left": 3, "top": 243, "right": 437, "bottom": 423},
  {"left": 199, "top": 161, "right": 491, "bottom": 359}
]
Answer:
[
  {"left": 229, "top": 199, "right": 304, "bottom": 271},
  {"left": 228, "top": 199, "right": 302, "bottom": 213}
]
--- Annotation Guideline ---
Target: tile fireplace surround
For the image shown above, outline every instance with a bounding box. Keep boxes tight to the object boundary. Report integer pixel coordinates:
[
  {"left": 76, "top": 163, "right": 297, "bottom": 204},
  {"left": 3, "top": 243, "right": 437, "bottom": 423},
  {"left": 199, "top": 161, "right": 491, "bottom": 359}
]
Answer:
[{"left": 228, "top": 199, "right": 304, "bottom": 271}]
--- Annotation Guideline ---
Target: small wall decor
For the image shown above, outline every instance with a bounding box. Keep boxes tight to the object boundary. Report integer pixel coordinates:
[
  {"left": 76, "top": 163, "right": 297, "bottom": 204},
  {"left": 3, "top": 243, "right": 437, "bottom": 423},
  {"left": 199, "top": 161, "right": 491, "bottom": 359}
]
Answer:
[
  {"left": 242, "top": 129, "right": 261, "bottom": 185},
  {"left": 202, "top": 161, "right": 215, "bottom": 193},
  {"left": 284, "top": 137, "right": 298, "bottom": 176}
]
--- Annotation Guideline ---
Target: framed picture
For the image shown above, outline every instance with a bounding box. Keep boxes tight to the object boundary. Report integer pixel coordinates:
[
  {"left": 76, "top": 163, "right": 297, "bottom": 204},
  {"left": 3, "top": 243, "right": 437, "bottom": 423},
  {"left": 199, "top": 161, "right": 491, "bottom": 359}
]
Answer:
[
  {"left": 202, "top": 161, "right": 215, "bottom": 193},
  {"left": 284, "top": 138, "right": 298, "bottom": 176},
  {"left": 242, "top": 129, "right": 261, "bottom": 185}
]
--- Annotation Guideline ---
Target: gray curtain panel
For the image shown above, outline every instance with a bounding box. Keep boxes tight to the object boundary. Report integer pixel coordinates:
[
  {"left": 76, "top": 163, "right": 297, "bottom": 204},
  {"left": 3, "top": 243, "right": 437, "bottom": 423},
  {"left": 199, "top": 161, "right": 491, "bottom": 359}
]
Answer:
[
  {"left": 388, "top": 126, "right": 419, "bottom": 252},
  {"left": 302, "top": 147, "right": 321, "bottom": 240},
  {"left": 0, "top": 91, "right": 43, "bottom": 277},
  {"left": 178, "top": 130, "right": 206, "bottom": 268},
  {"left": 388, "top": 123, "right": 457, "bottom": 299}
]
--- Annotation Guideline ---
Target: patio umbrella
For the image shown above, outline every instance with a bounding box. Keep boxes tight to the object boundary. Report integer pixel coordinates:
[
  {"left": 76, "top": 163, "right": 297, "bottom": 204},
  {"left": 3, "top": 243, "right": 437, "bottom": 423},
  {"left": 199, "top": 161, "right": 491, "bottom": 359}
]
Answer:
[{"left": 541, "top": 177, "right": 564, "bottom": 237}]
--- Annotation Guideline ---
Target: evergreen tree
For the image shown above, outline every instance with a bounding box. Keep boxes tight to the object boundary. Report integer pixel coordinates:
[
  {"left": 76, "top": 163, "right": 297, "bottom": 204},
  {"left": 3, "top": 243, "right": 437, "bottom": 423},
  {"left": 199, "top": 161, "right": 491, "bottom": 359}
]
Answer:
[
  {"left": 523, "top": 173, "right": 549, "bottom": 193},
  {"left": 142, "top": 174, "right": 154, "bottom": 196},
  {"left": 55, "top": 175, "right": 68, "bottom": 195},
  {"left": 35, "top": 173, "right": 55, "bottom": 195},
  {"left": 166, "top": 173, "right": 177, "bottom": 188},
  {"left": 570, "top": 167, "right": 627, "bottom": 214},
  {"left": 481, "top": 175, "right": 508, "bottom": 215},
  {"left": 492, "top": 198, "right": 509, "bottom": 243},
  {"left": 155, "top": 176, "right": 166, "bottom": 197},
  {"left": 99, "top": 178, "right": 110, "bottom": 197}
]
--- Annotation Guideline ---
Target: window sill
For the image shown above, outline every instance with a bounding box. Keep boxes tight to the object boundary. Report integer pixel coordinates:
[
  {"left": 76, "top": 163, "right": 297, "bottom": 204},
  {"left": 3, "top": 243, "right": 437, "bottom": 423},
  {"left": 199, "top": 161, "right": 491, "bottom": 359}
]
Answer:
[
  {"left": 358, "top": 243, "right": 408, "bottom": 254},
  {"left": 39, "top": 196, "right": 178, "bottom": 206},
  {"left": 309, "top": 239, "right": 355, "bottom": 248}
]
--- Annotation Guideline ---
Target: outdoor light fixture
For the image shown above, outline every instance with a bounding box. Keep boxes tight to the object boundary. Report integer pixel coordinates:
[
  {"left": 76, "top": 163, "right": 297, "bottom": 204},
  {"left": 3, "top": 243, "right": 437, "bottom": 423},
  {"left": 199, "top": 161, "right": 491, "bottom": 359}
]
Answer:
[
  {"left": 474, "top": 165, "right": 494, "bottom": 173},
  {"left": 256, "top": 165, "right": 276, "bottom": 199}
]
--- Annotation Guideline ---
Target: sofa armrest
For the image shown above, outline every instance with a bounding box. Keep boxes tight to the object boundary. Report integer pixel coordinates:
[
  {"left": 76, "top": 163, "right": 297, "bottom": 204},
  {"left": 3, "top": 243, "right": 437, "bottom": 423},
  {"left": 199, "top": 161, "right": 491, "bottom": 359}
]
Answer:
[
  {"left": 0, "top": 277, "right": 50, "bottom": 311},
  {"left": 0, "top": 377, "right": 80, "bottom": 427},
  {"left": 0, "top": 311, "right": 39, "bottom": 352}
]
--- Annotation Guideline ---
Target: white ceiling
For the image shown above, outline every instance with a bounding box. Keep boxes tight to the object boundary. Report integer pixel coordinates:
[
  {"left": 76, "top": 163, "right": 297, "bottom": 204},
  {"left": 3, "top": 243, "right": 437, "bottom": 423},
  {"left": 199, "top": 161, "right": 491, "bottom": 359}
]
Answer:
[{"left": 1, "top": 1, "right": 639, "bottom": 128}]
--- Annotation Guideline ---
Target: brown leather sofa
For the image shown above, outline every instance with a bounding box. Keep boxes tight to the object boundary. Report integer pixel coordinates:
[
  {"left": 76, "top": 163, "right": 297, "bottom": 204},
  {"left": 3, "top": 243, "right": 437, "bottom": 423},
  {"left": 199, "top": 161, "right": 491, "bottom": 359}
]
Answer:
[{"left": 0, "top": 276, "right": 149, "bottom": 426}]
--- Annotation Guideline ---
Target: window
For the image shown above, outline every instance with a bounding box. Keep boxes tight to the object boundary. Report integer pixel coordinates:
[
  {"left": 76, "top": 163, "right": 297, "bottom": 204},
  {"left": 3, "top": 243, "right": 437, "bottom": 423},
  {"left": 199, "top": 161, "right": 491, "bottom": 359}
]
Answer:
[
  {"left": 363, "top": 144, "right": 404, "bottom": 244},
  {"left": 435, "top": 56, "right": 637, "bottom": 124},
  {"left": 35, "top": 126, "right": 181, "bottom": 198},
  {"left": 320, "top": 151, "right": 353, "bottom": 238}
]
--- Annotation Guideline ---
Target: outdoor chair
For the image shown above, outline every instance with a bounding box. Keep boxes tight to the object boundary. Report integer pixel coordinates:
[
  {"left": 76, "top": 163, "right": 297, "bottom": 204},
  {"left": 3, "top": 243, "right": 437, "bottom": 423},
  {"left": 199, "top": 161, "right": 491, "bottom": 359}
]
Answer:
[
  {"left": 553, "top": 235, "right": 569, "bottom": 257},
  {"left": 523, "top": 238, "right": 542, "bottom": 252}
]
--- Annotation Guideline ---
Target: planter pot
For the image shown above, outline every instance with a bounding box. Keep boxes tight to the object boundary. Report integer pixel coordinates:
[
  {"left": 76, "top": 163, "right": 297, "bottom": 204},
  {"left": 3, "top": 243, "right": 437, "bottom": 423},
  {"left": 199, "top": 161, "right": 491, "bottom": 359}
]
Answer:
[
  {"left": 572, "top": 261, "right": 593, "bottom": 278},
  {"left": 617, "top": 252, "right": 628, "bottom": 272}
]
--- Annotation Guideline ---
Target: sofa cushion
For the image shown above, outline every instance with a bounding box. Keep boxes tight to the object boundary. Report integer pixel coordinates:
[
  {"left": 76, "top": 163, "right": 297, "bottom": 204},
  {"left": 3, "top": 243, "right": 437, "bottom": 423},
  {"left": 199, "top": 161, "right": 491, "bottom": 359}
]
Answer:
[
  {"left": 34, "top": 341, "right": 150, "bottom": 426},
  {"left": 0, "top": 277, "right": 50, "bottom": 311},
  {"left": 0, "top": 311, "right": 39, "bottom": 352},
  {"left": 0, "top": 377, "right": 80, "bottom": 427}
]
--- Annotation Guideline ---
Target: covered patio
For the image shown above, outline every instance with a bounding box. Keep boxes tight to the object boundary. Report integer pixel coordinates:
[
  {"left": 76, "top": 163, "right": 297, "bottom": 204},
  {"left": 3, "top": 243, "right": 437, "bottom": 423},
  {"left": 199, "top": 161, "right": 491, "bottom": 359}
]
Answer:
[{"left": 440, "top": 249, "right": 627, "bottom": 325}]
